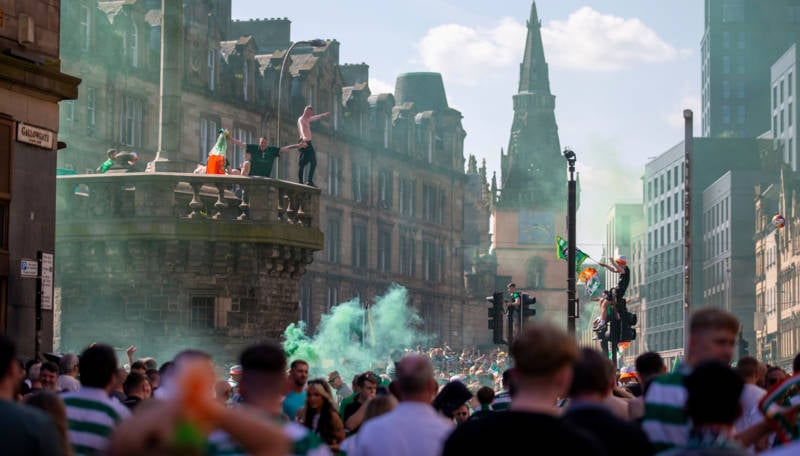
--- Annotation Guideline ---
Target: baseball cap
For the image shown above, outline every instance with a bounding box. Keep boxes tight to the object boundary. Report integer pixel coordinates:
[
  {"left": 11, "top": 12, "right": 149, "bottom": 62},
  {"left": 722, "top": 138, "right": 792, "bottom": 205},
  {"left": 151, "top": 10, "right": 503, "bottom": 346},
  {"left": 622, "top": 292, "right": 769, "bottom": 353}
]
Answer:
[{"left": 616, "top": 256, "right": 627, "bottom": 266}]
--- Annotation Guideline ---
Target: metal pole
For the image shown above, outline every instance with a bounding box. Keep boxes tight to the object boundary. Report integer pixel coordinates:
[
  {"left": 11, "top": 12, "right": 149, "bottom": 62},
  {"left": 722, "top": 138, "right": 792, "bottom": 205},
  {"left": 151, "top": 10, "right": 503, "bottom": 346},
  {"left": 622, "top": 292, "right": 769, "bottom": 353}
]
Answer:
[
  {"left": 683, "top": 110, "right": 693, "bottom": 353},
  {"left": 275, "top": 42, "right": 300, "bottom": 179},
  {"left": 565, "top": 149, "right": 577, "bottom": 337},
  {"left": 35, "top": 251, "right": 43, "bottom": 361},
  {"left": 274, "top": 39, "right": 325, "bottom": 180}
]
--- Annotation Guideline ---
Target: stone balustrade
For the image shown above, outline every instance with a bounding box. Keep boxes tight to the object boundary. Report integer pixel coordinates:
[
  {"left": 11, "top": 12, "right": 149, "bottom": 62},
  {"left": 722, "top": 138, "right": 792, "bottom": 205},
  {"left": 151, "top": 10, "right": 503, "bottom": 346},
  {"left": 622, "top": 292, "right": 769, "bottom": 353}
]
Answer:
[{"left": 57, "top": 172, "right": 320, "bottom": 229}]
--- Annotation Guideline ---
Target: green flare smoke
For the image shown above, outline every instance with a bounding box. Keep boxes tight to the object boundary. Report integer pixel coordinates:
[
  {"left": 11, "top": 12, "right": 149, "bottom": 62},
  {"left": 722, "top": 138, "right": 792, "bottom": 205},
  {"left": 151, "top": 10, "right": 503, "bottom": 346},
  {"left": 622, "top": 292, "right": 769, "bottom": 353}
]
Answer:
[{"left": 282, "top": 283, "right": 427, "bottom": 382}]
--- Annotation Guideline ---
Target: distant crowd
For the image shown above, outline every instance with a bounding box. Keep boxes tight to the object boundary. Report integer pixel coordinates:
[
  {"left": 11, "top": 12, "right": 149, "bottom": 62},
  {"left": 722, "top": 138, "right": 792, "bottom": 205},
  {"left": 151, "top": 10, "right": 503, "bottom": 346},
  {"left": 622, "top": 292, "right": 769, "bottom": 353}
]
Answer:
[{"left": 2, "top": 306, "right": 800, "bottom": 455}]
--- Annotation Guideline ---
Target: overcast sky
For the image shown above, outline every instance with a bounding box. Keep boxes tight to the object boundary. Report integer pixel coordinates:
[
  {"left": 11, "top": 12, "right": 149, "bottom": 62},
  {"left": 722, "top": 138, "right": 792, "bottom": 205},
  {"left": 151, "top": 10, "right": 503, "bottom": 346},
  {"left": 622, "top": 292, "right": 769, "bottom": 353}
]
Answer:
[{"left": 234, "top": 0, "right": 703, "bottom": 258}]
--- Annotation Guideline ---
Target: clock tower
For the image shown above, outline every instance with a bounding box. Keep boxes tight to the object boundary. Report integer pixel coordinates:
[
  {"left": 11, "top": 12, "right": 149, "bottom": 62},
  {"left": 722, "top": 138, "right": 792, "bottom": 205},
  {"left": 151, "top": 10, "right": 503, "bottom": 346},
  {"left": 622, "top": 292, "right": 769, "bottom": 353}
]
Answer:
[{"left": 491, "top": 1, "right": 569, "bottom": 324}]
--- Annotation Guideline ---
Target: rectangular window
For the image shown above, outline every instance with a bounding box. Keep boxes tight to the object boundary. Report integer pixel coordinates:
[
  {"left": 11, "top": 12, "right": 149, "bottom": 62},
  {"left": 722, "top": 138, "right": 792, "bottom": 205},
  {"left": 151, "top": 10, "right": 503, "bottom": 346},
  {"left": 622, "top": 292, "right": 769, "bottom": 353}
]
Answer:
[
  {"left": 378, "top": 229, "right": 392, "bottom": 273},
  {"left": 129, "top": 23, "right": 139, "bottom": 68},
  {"left": 243, "top": 60, "right": 249, "bottom": 102},
  {"left": 789, "top": 73, "right": 793, "bottom": 97},
  {"left": 199, "top": 116, "right": 218, "bottom": 162},
  {"left": 326, "top": 286, "right": 339, "bottom": 313},
  {"left": 86, "top": 87, "right": 96, "bottom": 135},
  {"left": 737, "top": 31, "right": 745, "bottom": 49},
  {"left": 352, "top": 223, "right": 367, "bottom": 268},
  {"left": 737, "top": 81, "right": 745, "bottom": 99},
  {"left": 399, "top": 177, "right": 415, "bottom": 217},
  {"left": 191, "top": 296, "right": 215, "bottom": 329},
  {"left": 352, "top": 163, "right": 369, "bottom": 203},
  {"left": 774, "top": 86, "right": 779, "bottom": 109},
  {"left": 378, "top": 170, "right": 393, "bottom": 209},
  {"left": 722, "top": 55, "right": 730, "bottom": 74},
  {"left": 781, "top": 80, "right": 785, "bottom": 103},
  {"left": 736, "top": 106, "right": 746, "bottom": 124},
  {"left": 232, "top": 125, "right": 255, "bottom": 169},
  {"left": 119, "top": 96, "right": 144, "bottom": 147},
  {"left": 327, "top": 156, "right": 341, "bottom": 197},
  {"left": 722, "top": 105, "right": 731, "bottom": 124},
  {"left": 325, "top": 219, "right": 341, "bottom": 263},
  {"left": 63, "top": 100, "right": 75, "bottom": 124},
  {"left": 423, "top": 184, "right": 439, "bottom": 222},
  {"left": 422, "top": 239, "right": 437, "bottom": 281},
  {"left": 208, "top": 48, "right": 216, "bottom": 91},
  {"left": 80, "top": 2, "right": 91, "bottom": 52},
  {"left": 789, "top": 103, "right": 793, "bottom": 127},
  {"left": 722, "top": 0, "right": 744, "bottom": 22},
  {"left": 399, "top": 231, "right": 415, "bottom": 276},
  {"left": 722, "top": 31, "right": 731, "bottom": 48}
]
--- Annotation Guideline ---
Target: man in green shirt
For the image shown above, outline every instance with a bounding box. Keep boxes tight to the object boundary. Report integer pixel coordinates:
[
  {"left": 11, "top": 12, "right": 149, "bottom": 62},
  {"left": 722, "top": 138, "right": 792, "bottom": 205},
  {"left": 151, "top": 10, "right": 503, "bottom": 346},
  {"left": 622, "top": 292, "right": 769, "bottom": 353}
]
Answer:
[
  {"left": 96, "top": 148, "right": 118, "bottom": 173},
  {"left": 230, "top": 136, "right": 305, "bottom": 178}
]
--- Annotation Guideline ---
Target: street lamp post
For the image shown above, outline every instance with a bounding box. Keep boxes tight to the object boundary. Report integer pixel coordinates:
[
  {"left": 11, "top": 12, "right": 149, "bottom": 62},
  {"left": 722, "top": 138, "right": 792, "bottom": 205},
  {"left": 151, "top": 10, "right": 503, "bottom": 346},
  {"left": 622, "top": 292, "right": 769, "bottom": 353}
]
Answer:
[
  {"left": 274, "top": 39, "right": 325, "bottom": 179},
  {"left": 564, "top": 148, "right": 578, "bottom": 337}
]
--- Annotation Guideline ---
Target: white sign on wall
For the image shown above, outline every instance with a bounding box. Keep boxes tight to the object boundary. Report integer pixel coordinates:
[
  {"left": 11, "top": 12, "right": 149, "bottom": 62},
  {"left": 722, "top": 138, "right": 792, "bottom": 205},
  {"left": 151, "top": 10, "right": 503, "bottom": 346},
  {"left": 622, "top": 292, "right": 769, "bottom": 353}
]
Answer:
[
  {"left": 20, "top": 258, "right": 37, "bottom": 278},
  {"left": 41, "top": 252, "right": 53, "bottom": 310},
  {"left": 17, "top": 122, "right": 55, "bottom": 149}
]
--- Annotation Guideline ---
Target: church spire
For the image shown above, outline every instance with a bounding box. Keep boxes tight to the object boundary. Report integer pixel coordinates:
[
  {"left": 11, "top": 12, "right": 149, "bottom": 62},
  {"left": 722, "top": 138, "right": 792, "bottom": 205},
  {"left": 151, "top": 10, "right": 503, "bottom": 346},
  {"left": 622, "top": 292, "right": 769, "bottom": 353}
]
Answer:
[
  {"left": 497, "top": 0, "right": 564, "bottom": 209},
  {"left": 518, "top": 1, "right": 551, "bottom": 95}
]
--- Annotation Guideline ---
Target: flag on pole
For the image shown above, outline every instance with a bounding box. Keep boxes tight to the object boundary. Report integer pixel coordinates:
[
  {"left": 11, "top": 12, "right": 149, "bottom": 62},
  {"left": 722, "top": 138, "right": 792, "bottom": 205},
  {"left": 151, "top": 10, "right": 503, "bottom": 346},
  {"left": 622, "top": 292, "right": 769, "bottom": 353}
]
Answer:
[
  {"left": 206, "top": 129, "right": 229, "bottom": 174},
  {"left": 555, "top": 235, "right": 590, "bottom": 270},
  {"left": 578, "top": 267, "right": 602, "bottom": 297}
]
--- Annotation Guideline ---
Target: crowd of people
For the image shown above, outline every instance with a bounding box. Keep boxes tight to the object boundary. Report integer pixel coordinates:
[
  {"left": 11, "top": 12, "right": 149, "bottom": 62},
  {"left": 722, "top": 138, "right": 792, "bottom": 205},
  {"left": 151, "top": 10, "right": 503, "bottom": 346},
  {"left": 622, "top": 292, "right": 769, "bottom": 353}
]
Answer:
[{"left": 2, "top": 306, "right": 800, "bottom": 455}]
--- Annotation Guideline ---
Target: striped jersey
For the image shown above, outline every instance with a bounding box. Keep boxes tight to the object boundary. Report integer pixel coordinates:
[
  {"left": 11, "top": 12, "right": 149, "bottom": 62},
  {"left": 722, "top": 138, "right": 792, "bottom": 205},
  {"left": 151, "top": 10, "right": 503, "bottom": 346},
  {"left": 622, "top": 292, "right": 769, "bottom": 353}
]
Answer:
[
  {"left": 642, "top": 363, "right": 691, "bottom": 453},
  {"left": 62, "top": 386, "right": 131, "bottom": 455},
  {"left": 491, "top": 390, "right": 512, "bottom": 411}
]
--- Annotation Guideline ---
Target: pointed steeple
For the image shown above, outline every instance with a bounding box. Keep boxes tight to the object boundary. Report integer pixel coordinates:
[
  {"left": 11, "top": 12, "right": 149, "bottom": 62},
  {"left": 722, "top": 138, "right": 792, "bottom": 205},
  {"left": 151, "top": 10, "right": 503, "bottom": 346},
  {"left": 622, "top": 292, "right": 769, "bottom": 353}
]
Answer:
[
  {"left": 497, "top": 0, "right": 564, "bottom": 209},
  {"left": 518, "top": 2, "right": 551, "bottom": 95}
]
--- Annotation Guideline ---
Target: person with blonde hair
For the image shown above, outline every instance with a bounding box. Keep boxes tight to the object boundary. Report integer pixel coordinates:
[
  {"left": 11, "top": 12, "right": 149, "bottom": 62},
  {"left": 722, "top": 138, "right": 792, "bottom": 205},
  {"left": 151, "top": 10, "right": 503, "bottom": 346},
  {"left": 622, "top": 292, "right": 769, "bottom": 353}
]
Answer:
[{"left": 297, "top": 378, "right": 346, "bottom": 452}]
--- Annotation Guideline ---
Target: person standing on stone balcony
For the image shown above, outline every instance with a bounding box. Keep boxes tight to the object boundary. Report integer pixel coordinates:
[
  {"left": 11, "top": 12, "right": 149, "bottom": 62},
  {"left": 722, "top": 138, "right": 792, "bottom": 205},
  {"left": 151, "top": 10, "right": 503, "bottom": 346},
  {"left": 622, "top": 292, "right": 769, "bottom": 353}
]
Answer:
[
  {"left": 296, "top": 105, "right": 329, "bottom": 187},
  {"left": 229, "top": 136, "right": 305, "bottom": 178}
]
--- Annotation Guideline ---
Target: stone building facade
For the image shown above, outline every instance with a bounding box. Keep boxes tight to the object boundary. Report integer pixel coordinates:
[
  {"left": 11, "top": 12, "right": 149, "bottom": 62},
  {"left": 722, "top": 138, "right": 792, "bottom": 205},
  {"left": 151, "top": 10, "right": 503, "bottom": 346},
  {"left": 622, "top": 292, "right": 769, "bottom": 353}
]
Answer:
[
  {"left": 56, "top": 0, "right": 496, "bottom": 352},
  {"left": 492, "top": 2, "right": 568, "bottom": 328},
  {"left": 0, "top": 1, "right": 81, "bottom": 356}
]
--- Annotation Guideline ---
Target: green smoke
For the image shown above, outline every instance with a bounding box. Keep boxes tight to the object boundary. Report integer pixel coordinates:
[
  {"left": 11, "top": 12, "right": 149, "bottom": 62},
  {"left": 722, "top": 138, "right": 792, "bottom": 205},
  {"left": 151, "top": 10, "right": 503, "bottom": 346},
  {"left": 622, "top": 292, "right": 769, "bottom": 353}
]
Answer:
[{"left": 283, "top": 283, "right": 426, "bottom": 381}]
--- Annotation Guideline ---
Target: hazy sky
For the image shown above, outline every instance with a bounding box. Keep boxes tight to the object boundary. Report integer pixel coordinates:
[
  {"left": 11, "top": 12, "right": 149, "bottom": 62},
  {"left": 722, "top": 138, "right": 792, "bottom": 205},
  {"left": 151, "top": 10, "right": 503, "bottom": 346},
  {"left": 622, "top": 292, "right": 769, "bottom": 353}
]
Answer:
[{"left": 233, "top": 0, "right": 703, "bottom": 258}]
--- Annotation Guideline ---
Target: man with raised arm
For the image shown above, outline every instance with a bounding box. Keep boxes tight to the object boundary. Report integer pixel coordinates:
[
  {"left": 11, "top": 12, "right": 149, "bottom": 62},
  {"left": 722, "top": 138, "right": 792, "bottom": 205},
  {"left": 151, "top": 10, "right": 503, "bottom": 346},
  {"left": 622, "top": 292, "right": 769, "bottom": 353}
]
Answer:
[{"left": 296, "top": 105, "right": 330, "bottom": 187}]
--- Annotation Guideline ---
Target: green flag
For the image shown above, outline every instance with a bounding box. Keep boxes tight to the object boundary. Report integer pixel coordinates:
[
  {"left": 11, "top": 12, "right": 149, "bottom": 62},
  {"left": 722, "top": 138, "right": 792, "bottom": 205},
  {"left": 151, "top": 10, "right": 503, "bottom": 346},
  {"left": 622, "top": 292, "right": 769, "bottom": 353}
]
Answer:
[
  {"left": 555, "top": 235, "right": 590, "bottom": 269},
  {"left": 556, "top": 235, "right": 568, "bottom": 260}
]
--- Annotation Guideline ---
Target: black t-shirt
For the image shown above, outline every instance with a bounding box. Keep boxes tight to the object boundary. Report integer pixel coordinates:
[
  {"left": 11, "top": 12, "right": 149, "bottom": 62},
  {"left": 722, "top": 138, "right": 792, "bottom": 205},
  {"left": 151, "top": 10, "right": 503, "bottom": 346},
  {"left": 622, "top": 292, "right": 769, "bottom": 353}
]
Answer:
[
  {"left": 246, "top": 144, "right": 280, "bottom": 177},
  {"left": 442, "top": 410, "right": 607, "bottom": 455},
  {"left": 616, "top": 266, "right": 630, "bottom": 297}
]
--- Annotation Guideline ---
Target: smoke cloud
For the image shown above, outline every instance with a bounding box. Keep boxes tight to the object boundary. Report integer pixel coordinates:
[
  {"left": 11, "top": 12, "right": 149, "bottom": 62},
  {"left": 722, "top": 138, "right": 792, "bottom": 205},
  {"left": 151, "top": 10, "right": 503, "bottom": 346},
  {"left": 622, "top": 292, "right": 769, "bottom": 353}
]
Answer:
[{"left": 283, "top": 283, "right": 428, "bottom": 382}]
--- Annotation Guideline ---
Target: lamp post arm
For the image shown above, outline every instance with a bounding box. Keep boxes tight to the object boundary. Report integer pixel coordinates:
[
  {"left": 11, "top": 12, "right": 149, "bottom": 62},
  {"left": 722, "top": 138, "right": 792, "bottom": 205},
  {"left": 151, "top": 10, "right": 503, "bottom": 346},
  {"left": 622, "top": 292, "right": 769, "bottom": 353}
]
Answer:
[{"left": 276, "top": 41, "right": 302, "bottom": 148}]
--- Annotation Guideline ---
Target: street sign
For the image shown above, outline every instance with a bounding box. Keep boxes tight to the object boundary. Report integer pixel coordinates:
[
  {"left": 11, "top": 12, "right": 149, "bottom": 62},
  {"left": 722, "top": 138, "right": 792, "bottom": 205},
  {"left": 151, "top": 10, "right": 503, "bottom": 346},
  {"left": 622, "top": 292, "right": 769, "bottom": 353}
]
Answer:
[
  {"left": 40, "top": 252, "right": 53, "bottom": 310},
  {"left": 20, "top": 258, "right": 37, "bottom": 278}
]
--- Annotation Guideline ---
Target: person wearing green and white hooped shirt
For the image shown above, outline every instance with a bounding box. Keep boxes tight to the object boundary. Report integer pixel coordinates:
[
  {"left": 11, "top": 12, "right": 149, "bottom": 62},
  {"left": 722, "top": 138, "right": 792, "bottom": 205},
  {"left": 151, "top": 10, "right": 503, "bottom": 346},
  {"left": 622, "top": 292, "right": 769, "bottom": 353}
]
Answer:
[
  {"left": 62, "top": 344, "right": 131, "bottom": 456},
  {"left": 491, "top": 368, "right": 515, "bottom": 412},
  {"left": 642, "top": 308, "right": 743, "bottom": 453}
]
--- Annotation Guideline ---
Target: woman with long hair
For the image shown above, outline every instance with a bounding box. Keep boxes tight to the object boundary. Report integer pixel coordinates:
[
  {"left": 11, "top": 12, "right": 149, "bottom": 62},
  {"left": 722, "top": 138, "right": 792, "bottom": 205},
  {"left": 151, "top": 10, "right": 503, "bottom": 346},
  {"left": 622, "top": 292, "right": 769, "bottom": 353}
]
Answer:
[
  {"left": 297, "top": 378, "right": 345, "bottom": 452},
  {"left": 25, "top": 391, "right": 72, "bottom": 456}
]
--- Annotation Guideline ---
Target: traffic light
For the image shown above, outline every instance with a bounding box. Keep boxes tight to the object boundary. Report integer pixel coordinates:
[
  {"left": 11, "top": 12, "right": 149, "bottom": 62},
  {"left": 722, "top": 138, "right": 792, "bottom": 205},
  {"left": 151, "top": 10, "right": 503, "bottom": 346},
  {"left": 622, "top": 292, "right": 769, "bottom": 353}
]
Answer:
[
  {"left": 619, "top": 307, "right": 637, "bottom": 342},
  {"left": 739, "top": 332, "right": 750, "bottom": 358},
  {"left": 521, "top": 293, "right": 536, "bottom": 318},
  {"left": 486, "top": 292, "right": 504, "bottom": 344}
]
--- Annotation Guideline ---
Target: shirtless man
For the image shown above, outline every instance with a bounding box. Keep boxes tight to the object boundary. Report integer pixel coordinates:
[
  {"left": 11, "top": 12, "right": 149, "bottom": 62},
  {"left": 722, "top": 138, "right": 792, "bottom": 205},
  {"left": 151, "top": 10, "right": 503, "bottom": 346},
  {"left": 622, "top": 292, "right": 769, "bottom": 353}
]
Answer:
[{"left": 296, "top": 105, "right": 330, "bottom": 187}]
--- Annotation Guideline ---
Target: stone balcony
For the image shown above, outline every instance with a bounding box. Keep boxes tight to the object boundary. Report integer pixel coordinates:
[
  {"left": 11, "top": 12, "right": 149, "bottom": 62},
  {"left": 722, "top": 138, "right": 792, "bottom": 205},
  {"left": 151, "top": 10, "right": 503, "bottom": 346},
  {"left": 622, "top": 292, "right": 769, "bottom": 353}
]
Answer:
[{"left": 54, "top": 173, "right": 323, "bottom": 362}]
